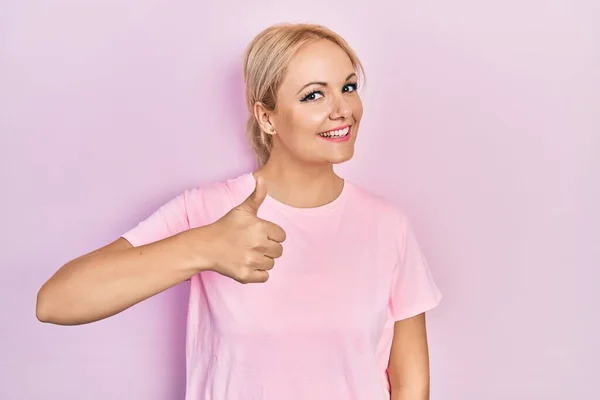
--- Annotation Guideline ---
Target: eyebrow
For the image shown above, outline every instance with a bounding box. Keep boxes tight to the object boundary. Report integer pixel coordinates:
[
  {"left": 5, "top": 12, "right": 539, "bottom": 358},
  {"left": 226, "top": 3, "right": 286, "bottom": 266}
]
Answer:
[{"left": 296, "top": 72, "right": 358, "bottom": 95}]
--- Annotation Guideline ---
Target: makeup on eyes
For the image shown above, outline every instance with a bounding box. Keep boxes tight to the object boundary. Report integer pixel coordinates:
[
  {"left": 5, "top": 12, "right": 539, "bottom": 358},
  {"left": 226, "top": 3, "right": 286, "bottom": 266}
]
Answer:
[{"left": 300, "top": 82, "right": 359, "bottom": 102}]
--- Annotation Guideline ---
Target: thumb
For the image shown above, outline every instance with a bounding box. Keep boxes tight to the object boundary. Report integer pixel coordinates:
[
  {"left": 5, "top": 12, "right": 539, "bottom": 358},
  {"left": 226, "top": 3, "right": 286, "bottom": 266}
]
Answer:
[{"left": 240, "top": 175, "right": 268, "bottom": 213}]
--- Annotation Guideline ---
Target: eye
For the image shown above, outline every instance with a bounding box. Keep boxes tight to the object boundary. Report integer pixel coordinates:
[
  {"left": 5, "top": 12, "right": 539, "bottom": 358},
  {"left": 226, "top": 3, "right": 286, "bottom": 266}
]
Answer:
[
  {"left": 343, "top": 82, "right": 358, "bottom": 93},
  {"left": 300, "top": 90, "right": 324, "bottom": 102}
]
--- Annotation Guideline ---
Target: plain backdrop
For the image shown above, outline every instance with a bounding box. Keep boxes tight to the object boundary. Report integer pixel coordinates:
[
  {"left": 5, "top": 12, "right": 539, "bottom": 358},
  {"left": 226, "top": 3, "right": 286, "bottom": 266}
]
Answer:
[{"left": 1, "top": 1, "right": 598, "bottom": 399}]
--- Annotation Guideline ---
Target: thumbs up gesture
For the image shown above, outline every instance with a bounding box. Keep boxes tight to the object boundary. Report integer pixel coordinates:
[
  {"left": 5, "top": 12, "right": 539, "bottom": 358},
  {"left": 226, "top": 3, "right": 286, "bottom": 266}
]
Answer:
[{"left": 206, "top": 176, "right": 286, "bottom": 283}]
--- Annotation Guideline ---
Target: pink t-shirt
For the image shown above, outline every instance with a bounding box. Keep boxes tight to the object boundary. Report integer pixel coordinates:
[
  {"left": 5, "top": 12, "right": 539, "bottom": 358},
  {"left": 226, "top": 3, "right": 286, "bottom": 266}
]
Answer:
[{"left": 122, "top": 172, "right": 442, "bottom": 400}]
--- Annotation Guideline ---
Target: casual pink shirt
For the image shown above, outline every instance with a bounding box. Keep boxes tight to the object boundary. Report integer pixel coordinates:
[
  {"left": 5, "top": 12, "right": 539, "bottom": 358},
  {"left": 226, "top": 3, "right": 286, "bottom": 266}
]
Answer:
[{"left": 122, "top": 172, "right": 442, "bottom": 400}]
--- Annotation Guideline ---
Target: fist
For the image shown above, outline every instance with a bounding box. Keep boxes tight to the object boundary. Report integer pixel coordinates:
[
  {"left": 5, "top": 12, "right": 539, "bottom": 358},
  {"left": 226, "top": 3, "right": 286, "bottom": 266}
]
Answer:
[{"left": 207, "top": 176, "right": 286, "bottom": 283}]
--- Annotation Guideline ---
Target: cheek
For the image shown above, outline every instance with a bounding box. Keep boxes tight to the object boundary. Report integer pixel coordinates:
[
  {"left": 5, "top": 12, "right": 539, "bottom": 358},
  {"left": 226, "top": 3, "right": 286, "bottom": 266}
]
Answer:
[
  {"left": 284, "top": 106, "right": 330, "bottom": 135},
  {"left": 351, "top": 97, "right": 364, "bottom": 121},
  {"left": 297, "top": 106, "right": 330, "bottom": 130}
]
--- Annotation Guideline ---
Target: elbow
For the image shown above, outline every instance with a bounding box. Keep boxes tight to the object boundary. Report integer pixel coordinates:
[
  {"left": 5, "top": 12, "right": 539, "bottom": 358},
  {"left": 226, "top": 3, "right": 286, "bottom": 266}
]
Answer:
[
  {"left": 36, "top": 284, "right": 67, "bottom": 324},
  {"left": 390, "top": 383, "right": 430, "bottom": 400},
  {"left": 36, "top": 285, "right": 54, "bottom": 323},
  {"left": 36, "top": 282, "right": 95, "bottom": 326}
]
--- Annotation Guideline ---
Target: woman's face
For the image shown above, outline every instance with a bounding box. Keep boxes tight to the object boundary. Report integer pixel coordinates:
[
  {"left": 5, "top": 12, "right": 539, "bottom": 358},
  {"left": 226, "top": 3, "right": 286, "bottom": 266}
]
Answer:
[{"left": 265, "top": 39, "right": 363, "bottom": 165}]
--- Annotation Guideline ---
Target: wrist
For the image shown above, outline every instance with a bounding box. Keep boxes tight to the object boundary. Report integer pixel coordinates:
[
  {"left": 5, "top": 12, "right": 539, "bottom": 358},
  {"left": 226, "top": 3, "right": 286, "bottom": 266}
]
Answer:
[{"left": 177, "top": 225, "right": 219, "bottom": 274}]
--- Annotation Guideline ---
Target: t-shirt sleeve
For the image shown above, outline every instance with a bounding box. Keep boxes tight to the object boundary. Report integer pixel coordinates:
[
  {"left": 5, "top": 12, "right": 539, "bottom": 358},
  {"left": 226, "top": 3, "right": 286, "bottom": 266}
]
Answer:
[
  {"left": 389, "top": 213, "right": 443, "bottom": 321},
  {"left": 121, "top": 192, "right": 190, "bottom": 247}
]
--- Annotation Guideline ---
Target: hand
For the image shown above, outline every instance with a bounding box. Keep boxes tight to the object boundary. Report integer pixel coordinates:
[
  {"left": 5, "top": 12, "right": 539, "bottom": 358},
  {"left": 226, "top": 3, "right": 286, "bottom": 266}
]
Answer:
[{"left": 205, "top": 176, "right": 286, "bottom": 283}]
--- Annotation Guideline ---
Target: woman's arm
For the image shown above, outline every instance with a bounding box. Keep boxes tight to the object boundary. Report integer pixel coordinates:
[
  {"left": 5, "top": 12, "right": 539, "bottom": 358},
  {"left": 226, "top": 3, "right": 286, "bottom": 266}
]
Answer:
[
  {"left": 36, "top": 229, "right": 213, "bottom": 326},
  {"left": 36, "top": 179, "right": 284, "bottom": 326},
  {"left": 388, "top": 312, "right": 431, "bottom": 400}
]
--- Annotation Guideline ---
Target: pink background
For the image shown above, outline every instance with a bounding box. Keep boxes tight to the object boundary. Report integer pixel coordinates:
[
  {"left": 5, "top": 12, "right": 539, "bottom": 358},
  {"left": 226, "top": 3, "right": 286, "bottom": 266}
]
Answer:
[{"left": 1, "top": 1, "right": 598, "bottom": 399}]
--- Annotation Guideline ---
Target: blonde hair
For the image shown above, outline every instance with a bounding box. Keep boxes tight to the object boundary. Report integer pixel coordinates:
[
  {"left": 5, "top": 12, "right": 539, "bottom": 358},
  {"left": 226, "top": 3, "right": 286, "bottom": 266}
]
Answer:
[{"left": 242, "top": 23, "right": 365, "bottom": 167}]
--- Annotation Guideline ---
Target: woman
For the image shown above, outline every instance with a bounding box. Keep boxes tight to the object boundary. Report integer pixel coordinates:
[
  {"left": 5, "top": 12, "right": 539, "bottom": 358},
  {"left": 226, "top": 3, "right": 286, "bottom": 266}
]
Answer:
[{"left": 36, "top": 23, "right": 442, "bottom": 400}]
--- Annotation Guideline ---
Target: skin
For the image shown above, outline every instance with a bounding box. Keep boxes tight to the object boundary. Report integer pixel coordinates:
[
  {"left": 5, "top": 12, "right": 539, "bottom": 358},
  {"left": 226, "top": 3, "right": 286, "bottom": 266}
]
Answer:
[
  {"left": 36, "top": 38, "right": 431, "bottom": 399},
  {"left": 254, "top": 39, "right": 432, "bottom": 399},
  {"left": 253, "top": 38, "right": 362, "bottom": 208}
]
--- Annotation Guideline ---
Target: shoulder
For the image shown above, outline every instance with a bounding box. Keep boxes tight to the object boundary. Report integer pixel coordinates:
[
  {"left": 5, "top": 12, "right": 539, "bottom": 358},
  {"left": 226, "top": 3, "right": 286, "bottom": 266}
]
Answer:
[
  {"left": 344, "top": 180, "right": 410, "bottom": 230},
  {"left": 345, "top": 180, "right": 406, "bottom": 216},
  {"left": 178, "top": 172, "right": 254, "bottom": 225},
  {"left": 182, "top": 172, "right": 252, "bottom": 203}
]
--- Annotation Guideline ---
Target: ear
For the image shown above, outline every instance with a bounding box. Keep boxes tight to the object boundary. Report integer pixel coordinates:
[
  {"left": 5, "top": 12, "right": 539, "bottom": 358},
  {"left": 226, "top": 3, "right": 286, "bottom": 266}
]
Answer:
[{"left": 253, "top": 102, "right": 277, "bottom": 136}]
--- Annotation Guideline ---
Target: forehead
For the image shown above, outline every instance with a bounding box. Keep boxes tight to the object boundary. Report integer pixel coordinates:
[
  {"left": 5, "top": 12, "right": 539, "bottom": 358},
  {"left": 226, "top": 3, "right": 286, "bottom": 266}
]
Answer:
[{"left": 281, "top": 39, "right": 355, "bottom": 88}]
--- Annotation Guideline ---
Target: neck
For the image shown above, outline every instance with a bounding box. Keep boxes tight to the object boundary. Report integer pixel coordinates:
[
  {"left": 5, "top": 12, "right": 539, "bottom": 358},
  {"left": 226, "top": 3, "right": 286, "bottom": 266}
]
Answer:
[{"left": 254, "top": 149, "right": 344, "bottom": 209}]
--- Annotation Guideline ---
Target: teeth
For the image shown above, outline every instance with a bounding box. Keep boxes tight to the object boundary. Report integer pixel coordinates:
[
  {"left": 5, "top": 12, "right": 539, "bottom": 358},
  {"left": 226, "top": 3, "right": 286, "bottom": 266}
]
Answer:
[{"left": 318, "top": 127, "right": 350, "bottom": 138}]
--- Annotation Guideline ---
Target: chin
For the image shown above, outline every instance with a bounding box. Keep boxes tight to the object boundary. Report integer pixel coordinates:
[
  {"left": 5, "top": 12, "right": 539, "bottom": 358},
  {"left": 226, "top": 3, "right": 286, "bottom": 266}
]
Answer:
[
  {"left": 301, "top": 148, "right": 355, "bottom": 166},
  {"left": 327, "top": 151, "right": 355, "bottom": 165}
]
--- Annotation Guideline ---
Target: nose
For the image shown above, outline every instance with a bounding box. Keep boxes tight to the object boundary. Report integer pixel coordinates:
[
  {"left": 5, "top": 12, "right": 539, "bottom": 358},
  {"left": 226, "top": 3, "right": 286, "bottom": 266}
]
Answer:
[{"left": 329, "top": 94, "right": 352, "bottom": 120}]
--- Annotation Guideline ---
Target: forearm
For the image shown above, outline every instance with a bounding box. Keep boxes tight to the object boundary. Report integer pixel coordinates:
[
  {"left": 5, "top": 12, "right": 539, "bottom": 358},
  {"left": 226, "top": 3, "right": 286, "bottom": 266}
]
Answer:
[{"left": 36, "top": 228, "right": 212, "bottom": 325}]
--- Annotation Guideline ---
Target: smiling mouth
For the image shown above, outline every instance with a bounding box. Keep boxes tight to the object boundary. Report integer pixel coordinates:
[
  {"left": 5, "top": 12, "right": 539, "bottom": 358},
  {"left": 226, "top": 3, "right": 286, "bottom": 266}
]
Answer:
[{"left": 317, "top": 125, "right": 351, "bottom": 138}]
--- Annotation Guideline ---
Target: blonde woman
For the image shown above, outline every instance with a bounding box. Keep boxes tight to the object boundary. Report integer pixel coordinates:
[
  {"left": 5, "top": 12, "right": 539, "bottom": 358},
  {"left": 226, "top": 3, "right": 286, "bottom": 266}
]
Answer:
[{"left": 37, "top": 23, "right": 442, "bottom": 400}]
